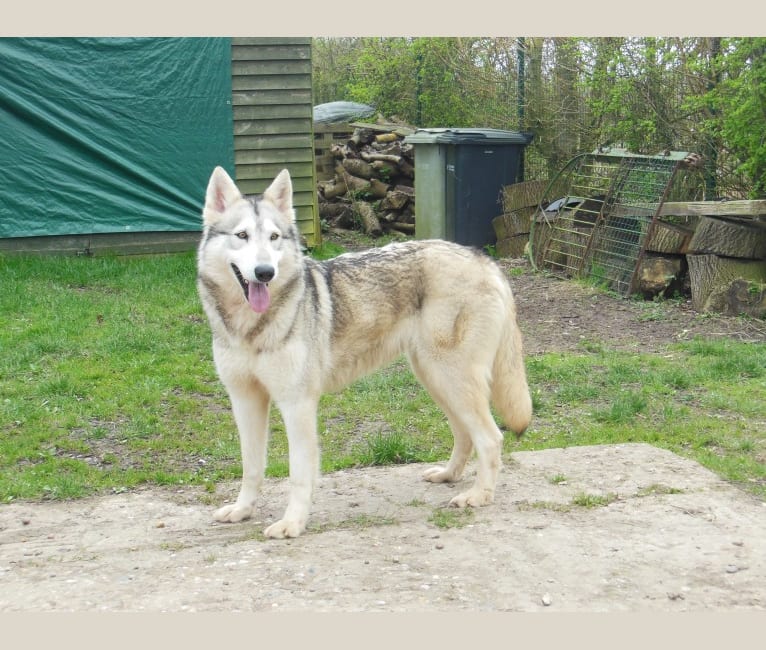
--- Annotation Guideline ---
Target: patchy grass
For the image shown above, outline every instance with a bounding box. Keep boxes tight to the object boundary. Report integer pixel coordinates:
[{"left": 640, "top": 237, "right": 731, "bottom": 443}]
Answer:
[
  {"left": 521, "top": 339, "right": 766, "bottom": 498},
  {"left": 429, "top": 507, "right": 475, "bottom": 529},
  {"left": 309, "top": 514, "right": 399, "bottom": 535},
  {"left": 571, "top": 492, "right": 619, "bottom": 508},
  {"left": 0, "top": 250, "right": 764, "bottom": 505}
]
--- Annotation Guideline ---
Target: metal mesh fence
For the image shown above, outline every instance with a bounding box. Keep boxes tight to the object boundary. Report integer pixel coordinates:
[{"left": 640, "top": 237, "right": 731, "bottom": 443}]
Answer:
[{"left": 532, "top": 150, "right": 683, "bottom": 296}]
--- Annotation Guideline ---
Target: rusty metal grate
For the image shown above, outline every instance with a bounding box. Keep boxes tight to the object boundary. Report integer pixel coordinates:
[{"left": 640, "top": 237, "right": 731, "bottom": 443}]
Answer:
[{"left": 531, "top": 148, "right": 690, "bottom": 296}]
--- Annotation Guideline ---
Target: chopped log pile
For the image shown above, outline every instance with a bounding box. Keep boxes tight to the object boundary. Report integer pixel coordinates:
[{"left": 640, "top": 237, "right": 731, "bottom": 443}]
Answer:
[{"left": 317, "top": 122, "right": 416, "bottom": 238}]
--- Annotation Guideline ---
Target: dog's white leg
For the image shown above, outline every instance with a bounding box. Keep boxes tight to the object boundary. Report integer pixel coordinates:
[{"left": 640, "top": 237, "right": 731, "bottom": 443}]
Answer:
[
  {"left": 422, "top": 425, "right": 473, "bottom": 484},
  {"left": 409, "top": 353, "right": 474, "bottom": 483},
  {"left": 263, "top": 397, "right": 319, "bottom": 538},
  {"left": 447, "top": 408, "right": 503, "bottom": 508},
  {"left": 411, "top": 350, "right": 502, "bottom": 506},
  {"left": 214, "top": 380, "right": 270, "bottom": 524}
]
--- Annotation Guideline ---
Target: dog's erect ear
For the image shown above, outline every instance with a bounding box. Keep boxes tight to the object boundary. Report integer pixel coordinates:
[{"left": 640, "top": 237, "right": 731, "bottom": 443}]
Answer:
[
  {"left": 262, "top": 169, "right": 294, "bottom": 220},
  {"left": 203, "top": 166, "right": 242, "bottom": 225}
]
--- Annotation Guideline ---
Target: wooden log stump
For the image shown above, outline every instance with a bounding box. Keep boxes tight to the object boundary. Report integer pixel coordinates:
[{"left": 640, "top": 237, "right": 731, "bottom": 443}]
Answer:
[
  {"left": 496, "top": 235, "right": 529, "bottom": 258},
  {"left": 687, "top": 254, "right": 766, "bottom": 316},
  {"left": 353, "top": 201, "right": 382, "bottom": 237},
  {"left": 388, "top": 221, "right": 415, "bottom": 235},
  {"left": 318, "top": 201, "right": 352, "bottom": 220},
  {"left": 375, "top": 132, "right": 399, "bottom": 144},
  {"left": 688, "top": 217, "right": 766, "bottom": 259},
  {"left": 637, "top": 254, "right": 685, "bottom": 298},
  {"left": 645, "top": 221, "right": 695, "bottom": 254},
  {"left": 342, "top": 173, "right": 372, "bottom": 195},
  {"left": 501, "top": 180, "right": 547, "bottom": 213},
  {"left": 493, "top": 211, "right": 533, "bottom": 240},
  {"left": 380, "top": 190, "right": 411, "bottom": 212},
  {"left": 368, "top": 178, "right": 391, "bottom": 199},
  {"left": 397, "top": 160, "right": 415, "bottom": 178},
  {"left": 348, "top": 128, "right": 375, "bottom": 149},
  {"left": 342, "top": 158, "right": 375, "bottom": 180},
  {"left": 360, "top": 152, "right": 402, "bottom": 165}
]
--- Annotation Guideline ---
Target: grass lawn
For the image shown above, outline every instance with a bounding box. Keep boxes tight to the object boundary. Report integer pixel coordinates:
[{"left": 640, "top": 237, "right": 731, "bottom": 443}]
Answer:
[{"left": 1, "top": 248, "right": 764, "bottom": 503}]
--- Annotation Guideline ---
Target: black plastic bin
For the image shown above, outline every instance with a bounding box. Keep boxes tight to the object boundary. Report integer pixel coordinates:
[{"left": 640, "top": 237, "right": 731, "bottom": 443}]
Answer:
[{"left": 404, "top": 128, "right": 534, "bottom": 248}]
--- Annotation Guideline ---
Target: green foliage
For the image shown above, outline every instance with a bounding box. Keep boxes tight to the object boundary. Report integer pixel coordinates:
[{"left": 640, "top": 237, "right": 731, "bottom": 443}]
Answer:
[
  {"left": 360, "top": 431, "right": 424, "bottom": 466},
  {"left": 313, "top": 37, "right": 521, "bottom": 128},
  {"left": 313, "top": 36, "right": 764, "bottom": 197},
  {"left": 339, "top": 38, "right": 483, "bottom": 127},
  {"left": 309, "top": 240, "right": 346, "bottom": 260},
  {"left": 705, "top": 38, "right": 766, "bottom": 198}
]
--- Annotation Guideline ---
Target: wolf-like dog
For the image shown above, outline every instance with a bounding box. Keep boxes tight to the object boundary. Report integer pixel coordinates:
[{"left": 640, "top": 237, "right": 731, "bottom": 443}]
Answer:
[{"left": 197, "top": 166, "right": 532, "bottom": 538}]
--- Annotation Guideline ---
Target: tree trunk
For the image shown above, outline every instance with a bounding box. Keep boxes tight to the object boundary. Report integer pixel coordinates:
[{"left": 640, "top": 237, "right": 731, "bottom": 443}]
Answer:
[
  {"left": 368, "top": 178, "right": 391, "bottom": 199},
  {"left": 360, "top": 151, "right": 403, "bottom": 165},
  {"left": 687, "top": 253, "right": 766, "bottom": 315},
  {"left": 645, "top": 222, "right": 694, "bottom": 254},
  {"left": 380, "top": 190, "right": 410, "bottom": 212},
  {"left": 688, "top": 217, "right": 766, "bottom": 259}
]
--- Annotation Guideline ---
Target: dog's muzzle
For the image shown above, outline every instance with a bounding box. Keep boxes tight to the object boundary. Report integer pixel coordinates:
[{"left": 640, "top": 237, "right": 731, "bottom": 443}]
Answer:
[{"left": 231, "top": 263, "right": 273, "bottom": 313}]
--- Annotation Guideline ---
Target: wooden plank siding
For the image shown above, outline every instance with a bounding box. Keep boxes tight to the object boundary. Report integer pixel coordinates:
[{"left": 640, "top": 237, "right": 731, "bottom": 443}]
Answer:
[{"left": 232, "top": 37, "right": 320, "bottom": 247}]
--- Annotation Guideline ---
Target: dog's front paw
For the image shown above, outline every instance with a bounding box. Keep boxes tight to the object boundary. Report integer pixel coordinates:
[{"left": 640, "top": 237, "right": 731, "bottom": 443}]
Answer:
[
  {"left": 213, "top": 503, "right": 254, "bottom": 523},
  {"left": 449, "top": 488, "right": 494, "bottom": 508},
  {"left": 263, "top": 518, "right": 305, "bottom": 539}
]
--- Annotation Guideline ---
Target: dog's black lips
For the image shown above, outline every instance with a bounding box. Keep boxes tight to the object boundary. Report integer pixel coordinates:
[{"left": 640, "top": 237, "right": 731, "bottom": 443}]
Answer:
[{"left": 230, "top": 263, "right": 249, "bottom": 299}]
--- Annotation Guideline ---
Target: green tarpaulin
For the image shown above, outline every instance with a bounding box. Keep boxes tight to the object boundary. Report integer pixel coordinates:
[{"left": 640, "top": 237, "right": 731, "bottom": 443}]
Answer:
[{"left": 0, "top": 38, "right": 234, "bottom": 239}]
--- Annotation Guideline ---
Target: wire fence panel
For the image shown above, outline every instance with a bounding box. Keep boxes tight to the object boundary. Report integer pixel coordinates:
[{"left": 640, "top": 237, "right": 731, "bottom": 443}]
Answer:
[{"left": 533, "top": 149, "right": 685, "bottom": 296}]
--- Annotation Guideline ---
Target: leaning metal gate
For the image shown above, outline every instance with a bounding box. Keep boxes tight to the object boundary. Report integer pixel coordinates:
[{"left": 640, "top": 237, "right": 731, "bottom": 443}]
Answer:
[{"left": 531, "top": 149, "right": 693, "bottom": 296}]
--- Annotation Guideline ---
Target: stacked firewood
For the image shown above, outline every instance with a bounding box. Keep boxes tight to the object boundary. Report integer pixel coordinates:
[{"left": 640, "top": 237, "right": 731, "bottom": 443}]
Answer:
[{"left": 317, "top": 124, "right": 416, "bottom": 237}]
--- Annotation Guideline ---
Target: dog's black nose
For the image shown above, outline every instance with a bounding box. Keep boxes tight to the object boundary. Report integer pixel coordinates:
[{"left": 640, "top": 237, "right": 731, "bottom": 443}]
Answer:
[{"left": 254, "top": 264, "right": 275, "bottom": 283}]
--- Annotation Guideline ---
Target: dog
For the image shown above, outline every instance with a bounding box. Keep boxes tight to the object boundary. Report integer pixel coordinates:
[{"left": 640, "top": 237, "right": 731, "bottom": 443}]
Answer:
[{"left": 197, "top": 166, "right": 532, "bottom": 538}]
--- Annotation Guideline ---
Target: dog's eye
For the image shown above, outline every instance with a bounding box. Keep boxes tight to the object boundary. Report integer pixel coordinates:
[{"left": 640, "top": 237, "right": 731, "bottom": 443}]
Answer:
[
  {"left": 235, "top": 231, "right": 248, "bottom": 240},
  {"left": 270, "top": 232, "right": 280, "bottom": 241}
]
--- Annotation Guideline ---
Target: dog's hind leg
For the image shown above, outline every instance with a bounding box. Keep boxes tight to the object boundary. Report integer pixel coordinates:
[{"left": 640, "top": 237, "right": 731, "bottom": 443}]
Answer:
[
  {"left": 445, "top": 404, "right": 503, "bottom": 507},
  {"left": 263, "top": 397, "right": 320, "bottom": 539},
  {"left": 214, "top": 379, "right": 270, "bottom": 524},
  {"left": 411, "top": 353, "right": 503, "bottom": 507},
  {"left": 410, "top": 354, "right": 473, "bottom": 483}
]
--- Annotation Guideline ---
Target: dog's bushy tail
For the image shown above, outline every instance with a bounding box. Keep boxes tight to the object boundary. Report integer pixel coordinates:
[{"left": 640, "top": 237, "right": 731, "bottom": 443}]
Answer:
[{"left": 491, "top": 296, "right": 533, "bottom": 438}]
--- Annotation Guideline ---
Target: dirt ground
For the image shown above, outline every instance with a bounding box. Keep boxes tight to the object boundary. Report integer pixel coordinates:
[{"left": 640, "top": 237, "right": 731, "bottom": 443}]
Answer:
[{"left": 1, "top": 261, "right": 765, "bottom": 612}]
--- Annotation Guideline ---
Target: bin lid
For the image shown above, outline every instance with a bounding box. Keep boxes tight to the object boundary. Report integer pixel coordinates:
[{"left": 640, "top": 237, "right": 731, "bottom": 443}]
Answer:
[{"left": 404, "top": 127, "right": 534, "bottom": 145}]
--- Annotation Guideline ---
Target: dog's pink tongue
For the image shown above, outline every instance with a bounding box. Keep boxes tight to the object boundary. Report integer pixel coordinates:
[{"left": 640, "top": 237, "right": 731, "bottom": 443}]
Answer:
[{"left": 248, "top": 282, "right": 271, "bottom": 313}]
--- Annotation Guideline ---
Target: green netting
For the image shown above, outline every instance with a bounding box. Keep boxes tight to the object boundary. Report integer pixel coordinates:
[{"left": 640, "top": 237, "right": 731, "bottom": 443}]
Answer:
[{"left": 0, "top": 37, "right": 234, "bottom": 238}]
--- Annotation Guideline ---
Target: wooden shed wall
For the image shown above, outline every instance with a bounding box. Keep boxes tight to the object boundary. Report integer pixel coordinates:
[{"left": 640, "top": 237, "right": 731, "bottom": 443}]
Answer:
[{"left": 232, "top": 37, "right": 320, "bottom": 247}]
